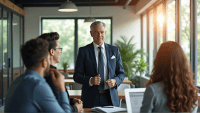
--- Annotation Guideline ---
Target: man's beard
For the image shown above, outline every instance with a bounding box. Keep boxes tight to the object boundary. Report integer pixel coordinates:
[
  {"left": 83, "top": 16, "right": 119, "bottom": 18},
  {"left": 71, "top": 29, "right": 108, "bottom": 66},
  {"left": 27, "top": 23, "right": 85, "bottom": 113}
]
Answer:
[
  {"left": 44, "top": 67, "right": 50, "bottom": 77},
  {"left": 44, "top": 60, "right": 50, "bottom": 77}
]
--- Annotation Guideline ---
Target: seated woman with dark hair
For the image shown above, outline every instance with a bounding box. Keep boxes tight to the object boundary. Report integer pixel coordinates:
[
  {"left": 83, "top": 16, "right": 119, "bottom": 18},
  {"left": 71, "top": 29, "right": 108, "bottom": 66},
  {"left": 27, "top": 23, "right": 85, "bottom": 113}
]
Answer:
[{"left": 140, "top": 41, "right": 198, "bottom": 112}]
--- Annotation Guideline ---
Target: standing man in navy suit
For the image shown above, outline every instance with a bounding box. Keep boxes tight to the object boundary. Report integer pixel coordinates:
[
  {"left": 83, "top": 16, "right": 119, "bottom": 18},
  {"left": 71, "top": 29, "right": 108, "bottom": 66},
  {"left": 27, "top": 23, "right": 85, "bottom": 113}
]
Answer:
[{"left": 74, "top": 21, "right": 125, "bottom": 108}]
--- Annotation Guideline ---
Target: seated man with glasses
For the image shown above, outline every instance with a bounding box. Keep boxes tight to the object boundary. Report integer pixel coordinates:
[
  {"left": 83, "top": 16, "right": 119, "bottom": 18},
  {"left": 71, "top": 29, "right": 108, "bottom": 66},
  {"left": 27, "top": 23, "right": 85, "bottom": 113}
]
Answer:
[{"left": 38, "top": 32, "right": 83, "bottom": 112}]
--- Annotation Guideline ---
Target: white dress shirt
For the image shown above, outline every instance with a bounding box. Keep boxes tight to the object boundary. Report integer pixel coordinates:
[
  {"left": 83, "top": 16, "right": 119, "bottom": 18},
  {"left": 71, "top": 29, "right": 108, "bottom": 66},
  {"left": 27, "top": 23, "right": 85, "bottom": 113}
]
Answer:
[{"left": 89, "top": 42, "right": 109, "bottom": 90}]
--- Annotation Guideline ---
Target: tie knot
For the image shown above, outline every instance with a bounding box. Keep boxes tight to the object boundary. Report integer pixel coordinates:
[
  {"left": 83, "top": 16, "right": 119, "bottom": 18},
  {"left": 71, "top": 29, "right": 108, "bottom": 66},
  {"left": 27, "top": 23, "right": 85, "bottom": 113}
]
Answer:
[{"left": 98, "top": 46, "right": 102, "bottom": 50}]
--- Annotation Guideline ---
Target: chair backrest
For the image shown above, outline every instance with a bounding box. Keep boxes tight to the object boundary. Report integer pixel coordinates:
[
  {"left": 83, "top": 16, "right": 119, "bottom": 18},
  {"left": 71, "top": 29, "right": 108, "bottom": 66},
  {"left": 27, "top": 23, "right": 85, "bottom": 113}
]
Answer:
[
  {"left": 72, "top": 82, "right": 82, "bottom": 90},
  {"left": 117, "top": 84, "right": 130, "bottom": 91}
]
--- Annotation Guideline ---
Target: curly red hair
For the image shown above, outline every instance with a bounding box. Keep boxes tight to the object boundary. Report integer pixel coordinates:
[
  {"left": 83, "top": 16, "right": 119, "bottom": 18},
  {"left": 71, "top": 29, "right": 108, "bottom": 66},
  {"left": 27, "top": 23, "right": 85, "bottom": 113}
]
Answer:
[{"left": 146, "top": 41, "right": 198, "bottom": 112}]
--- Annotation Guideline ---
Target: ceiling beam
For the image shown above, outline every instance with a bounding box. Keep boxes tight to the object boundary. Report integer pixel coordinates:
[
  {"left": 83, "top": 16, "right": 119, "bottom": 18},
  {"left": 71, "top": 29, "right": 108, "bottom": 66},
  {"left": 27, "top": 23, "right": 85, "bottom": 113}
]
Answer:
[{"left": 12, "top": 0, "right": 139, "bottom": 7}]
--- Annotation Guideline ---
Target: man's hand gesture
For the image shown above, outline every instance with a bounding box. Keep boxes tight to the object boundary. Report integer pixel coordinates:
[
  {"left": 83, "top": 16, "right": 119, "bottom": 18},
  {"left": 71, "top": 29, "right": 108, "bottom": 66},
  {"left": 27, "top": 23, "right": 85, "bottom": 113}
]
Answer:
[
  {"left": 73, "top": 98, "right": 83, "bottom": 112},
  {"left": 91, "top": 74, "right": 101, "bottom": 85},
  {"left": 50, "top": 68, "right": 66, "bottom": 92},
  {"left": 106, "top": 79, "right": 116, "bottom": 88}
]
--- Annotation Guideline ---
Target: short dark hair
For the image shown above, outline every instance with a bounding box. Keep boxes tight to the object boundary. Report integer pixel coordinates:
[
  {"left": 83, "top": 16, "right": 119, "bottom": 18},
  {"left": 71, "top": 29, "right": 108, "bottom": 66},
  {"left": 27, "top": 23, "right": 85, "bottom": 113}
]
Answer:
[
  {"left": 20, "top": 38, "right": 49, "bottom": 68},
  {"left": 37, "top": 32, "right": 59, "bottom": 51}
]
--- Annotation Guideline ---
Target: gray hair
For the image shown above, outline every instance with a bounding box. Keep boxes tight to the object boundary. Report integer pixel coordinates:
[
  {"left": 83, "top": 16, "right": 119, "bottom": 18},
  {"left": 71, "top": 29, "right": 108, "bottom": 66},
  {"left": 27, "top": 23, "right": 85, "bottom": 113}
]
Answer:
[{"left": 90, "top": 21, "right": 106, "bottom": 31}]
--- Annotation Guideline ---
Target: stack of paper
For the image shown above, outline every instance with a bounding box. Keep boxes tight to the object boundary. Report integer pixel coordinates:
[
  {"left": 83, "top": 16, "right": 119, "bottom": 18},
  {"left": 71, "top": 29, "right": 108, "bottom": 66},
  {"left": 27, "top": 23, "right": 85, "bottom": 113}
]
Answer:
[{"left": 92, "top": 106, "right": 127, "bottom": 113}]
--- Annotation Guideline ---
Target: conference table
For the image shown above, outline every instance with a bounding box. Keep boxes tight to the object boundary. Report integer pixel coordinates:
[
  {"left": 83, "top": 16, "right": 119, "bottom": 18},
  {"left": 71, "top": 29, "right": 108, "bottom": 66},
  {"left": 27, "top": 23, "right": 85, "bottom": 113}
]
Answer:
[
  {"left": 64, "top": 79, "right": 74, "bottom": 89},
  {"left": 68, "top": 90, "right": 125, "bottom": 108},
  {"left": 68, "top": 90, "right": 125, "bottom": 99},
  {"left": 69, "top": 92, "right": 200, "bottom": 112},
  {"left": 68, "top": 74, "right": 73, "bottom": 79}
]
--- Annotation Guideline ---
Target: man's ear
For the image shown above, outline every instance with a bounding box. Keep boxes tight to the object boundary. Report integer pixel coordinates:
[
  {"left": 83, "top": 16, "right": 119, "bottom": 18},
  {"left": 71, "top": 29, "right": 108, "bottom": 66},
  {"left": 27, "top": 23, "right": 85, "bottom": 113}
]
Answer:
[
  {"left": 90, "top": 31, "right": 93, "bottom": 37},
  {"left": 50, "top": 49, "right": 54, "bottom": 56},
  {"left": 42, "top": 58, "right": 47, "bottom": 67}
]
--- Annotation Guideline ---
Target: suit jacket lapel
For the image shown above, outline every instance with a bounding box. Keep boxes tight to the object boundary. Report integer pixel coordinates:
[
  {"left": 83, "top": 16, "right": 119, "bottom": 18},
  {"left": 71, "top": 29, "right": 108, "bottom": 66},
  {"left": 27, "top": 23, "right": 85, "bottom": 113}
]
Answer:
[
  {"left": 105, "top": 43, "right": 111, "bottom": 77},
  {"left": 88, "top": 43, "right": 98, "bottom": 74}
]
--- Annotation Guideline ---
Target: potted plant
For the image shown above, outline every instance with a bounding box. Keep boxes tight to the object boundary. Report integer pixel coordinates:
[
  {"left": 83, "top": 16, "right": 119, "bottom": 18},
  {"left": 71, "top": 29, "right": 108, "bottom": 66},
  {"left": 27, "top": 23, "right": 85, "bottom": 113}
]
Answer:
[
  {"left": 129, "top": 58, "right": 149, "bottom": 87},
  {"left": 116, "top": 36, "right": 147, "bottom": 78},
  {"left": 62, "top": 61, "right": 70, "bottom": 73}
]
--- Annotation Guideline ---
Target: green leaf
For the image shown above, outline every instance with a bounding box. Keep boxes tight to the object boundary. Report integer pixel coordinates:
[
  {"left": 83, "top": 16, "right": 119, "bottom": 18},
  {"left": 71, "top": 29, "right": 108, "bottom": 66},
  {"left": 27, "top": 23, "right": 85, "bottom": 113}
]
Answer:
[{"left": 116, "top": 36, "right": 148, "bottom": 78}]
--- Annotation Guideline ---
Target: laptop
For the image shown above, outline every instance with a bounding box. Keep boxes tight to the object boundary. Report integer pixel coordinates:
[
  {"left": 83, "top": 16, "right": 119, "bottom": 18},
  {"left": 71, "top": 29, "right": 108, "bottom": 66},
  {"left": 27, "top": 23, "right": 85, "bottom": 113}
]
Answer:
[{"left": 125, "top": 88, "right": 146, "bottom": 113}]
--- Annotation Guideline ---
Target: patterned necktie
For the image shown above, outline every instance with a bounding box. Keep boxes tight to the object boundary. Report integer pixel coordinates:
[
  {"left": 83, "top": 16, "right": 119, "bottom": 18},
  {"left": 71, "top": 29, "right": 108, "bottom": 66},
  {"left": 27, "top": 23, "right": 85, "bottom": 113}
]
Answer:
[{"left": 98, "top": 46, "right": 104, "bottom": 91}]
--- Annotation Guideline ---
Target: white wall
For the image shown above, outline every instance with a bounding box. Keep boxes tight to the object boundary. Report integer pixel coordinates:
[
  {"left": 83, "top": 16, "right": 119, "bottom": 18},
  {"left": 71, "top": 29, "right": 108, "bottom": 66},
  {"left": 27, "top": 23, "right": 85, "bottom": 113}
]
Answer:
[{"left": 24, "top": 6, "right": 141, "bottom": 49}]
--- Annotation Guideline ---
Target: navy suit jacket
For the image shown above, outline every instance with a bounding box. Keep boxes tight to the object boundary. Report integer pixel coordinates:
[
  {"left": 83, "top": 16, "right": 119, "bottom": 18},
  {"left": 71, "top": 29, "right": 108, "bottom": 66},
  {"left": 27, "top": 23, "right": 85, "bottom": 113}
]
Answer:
[{"left": 74, "top": 42, "right": 125, "bottom": 108}]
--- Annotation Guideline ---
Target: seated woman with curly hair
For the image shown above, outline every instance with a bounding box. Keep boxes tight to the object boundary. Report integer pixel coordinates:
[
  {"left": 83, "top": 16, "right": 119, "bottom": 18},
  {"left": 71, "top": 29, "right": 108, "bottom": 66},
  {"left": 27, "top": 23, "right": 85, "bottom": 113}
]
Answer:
[{"left": 140, "top": 41, "right": 198, "bottom": 112}]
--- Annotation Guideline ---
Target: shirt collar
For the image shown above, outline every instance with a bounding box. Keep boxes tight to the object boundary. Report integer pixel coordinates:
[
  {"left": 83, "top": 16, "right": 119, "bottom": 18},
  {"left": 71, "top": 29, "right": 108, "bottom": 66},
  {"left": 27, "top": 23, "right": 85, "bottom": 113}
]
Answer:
[
  {"left": 25, "top": 68, "right": 43, "bottom": 79},
  {"left": 93, "top": 42, "right": 105, "bottom": 49},
  {"left": 50, "top": 65, "right": 57, "bottom": 69}
]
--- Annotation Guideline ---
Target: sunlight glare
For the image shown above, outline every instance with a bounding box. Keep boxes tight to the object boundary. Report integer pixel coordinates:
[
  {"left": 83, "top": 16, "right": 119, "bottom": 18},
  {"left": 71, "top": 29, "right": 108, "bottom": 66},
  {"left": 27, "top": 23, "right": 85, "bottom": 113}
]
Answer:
[{"left": 157, "top": 14, "right": 164, "bottom": 28}]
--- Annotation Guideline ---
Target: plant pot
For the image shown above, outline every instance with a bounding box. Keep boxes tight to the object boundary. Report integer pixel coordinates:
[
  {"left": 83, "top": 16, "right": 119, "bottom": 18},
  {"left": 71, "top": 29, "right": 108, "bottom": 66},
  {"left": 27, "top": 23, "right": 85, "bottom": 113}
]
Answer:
[
  {"left": 134, "top": 77, "right": 140, "bottom": 88},
  {"left": 63, "top": 69, "right": 67, "bottom": 73},
  {"left": 129, "top": 75, "right": 140, "bottom": 88}
]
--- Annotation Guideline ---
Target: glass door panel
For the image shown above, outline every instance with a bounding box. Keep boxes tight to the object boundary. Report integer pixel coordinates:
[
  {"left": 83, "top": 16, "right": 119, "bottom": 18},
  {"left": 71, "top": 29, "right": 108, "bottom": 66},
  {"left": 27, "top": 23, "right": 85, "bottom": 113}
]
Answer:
[
  {"left": 7, "top": 11, "right": 11, "bottom": 88},
  {"left": 13, "top": 14, "right": 20, "bottom": 80},
  {"left": 20, "top": 17, "right": 24, "bottom": 74},
  {"left": 2, "top": 9, "right": 8, "bottom": 104},
  {"left": 0, "top": 7, "right": 2, "bottom": 105}
]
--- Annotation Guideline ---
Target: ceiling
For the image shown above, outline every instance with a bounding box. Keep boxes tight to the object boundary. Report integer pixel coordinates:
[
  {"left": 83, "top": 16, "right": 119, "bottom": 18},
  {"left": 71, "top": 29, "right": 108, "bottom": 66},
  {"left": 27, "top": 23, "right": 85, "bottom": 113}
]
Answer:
[{"left": 9, "top": 0, "right": 140, "bottom": 8}]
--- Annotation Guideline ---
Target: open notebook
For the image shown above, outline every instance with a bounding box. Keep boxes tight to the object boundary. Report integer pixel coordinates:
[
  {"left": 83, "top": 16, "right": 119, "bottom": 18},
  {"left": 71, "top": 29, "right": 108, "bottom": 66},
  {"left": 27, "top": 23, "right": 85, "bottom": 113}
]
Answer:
[
  {"left": 92, "top": 106, "right": 127, "bottom": 113},
  {"left": 125, "top": 88, "right": 146, "bottom": 113}
]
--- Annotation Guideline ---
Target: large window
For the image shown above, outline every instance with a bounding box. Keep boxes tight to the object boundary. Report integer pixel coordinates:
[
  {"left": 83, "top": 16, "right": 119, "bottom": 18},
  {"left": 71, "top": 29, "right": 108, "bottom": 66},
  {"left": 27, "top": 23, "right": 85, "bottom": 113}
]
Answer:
[
  {"left": 181, "top": 0, "right": 190, "bottom": 61},
  {"left": 78, "top": 19, "right": 111, "bottom": 49},
  {"left": 141, "top": 0, "right": 200, "bottom": 86},
  {"left": 157, "top": 4, "right": 163, "bottom": 49},
  {"left": 167, "top": 0, "right": 175, "bottom": 41},
  {"left": 149, "top": 11, "right": 154, "bottom": 73},
  {"left": 142, "top": 14, "right": 147, "bottom": 63},
  {"left": 42, "top": 19, "right": 75, "bottom": 70},
  {"left": 197, "top": 0, "right": 200, "bottom": 85},
  {"left": 42, "top": 18, "right": 112, "bottom": 70}
]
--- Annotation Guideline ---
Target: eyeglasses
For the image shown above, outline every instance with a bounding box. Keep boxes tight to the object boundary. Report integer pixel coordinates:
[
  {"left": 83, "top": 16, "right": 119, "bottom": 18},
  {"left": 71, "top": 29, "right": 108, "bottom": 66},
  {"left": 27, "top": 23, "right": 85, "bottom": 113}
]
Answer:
[{"left": 54, "top": 47, "right": 63, "bottom": 52}]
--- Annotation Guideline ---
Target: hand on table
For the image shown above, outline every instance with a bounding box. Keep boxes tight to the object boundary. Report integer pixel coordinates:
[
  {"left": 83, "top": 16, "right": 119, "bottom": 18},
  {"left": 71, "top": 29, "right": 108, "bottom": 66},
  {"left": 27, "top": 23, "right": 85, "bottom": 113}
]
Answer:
[
  {"left": 74, "top": 98, "right": 83, "bottom": 112},
  {"left": 73, "top": 98, "right": 82, "bottom": 104}
]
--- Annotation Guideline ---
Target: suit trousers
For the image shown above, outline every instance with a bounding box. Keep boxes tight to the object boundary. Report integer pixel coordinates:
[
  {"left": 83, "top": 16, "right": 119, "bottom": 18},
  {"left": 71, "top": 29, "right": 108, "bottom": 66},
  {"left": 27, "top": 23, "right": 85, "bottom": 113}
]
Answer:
[{"left": 94, "top": 89, "right": 113, "bottom": 107}]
